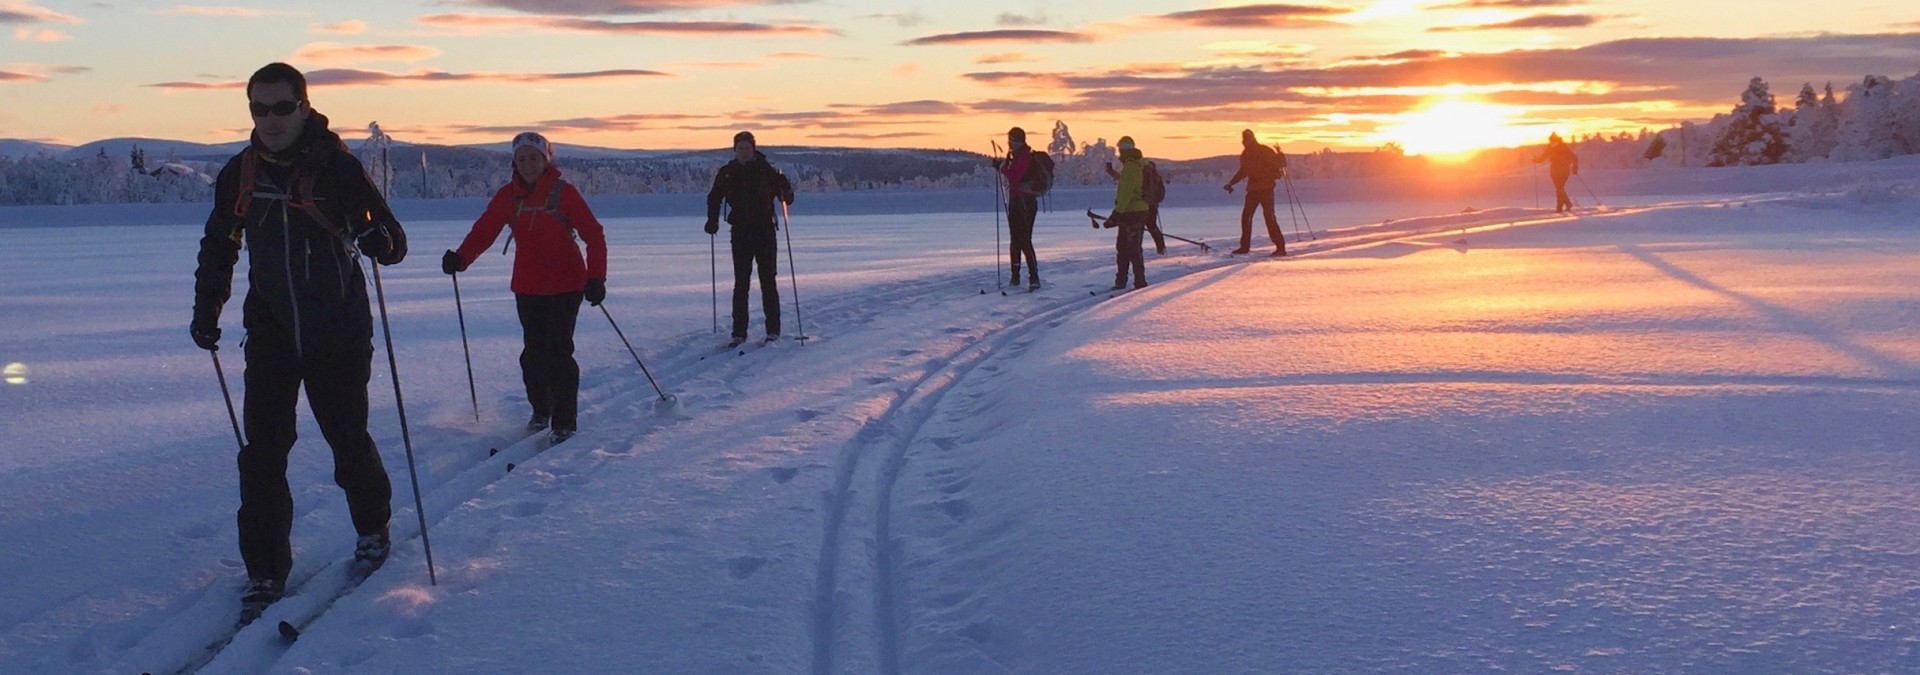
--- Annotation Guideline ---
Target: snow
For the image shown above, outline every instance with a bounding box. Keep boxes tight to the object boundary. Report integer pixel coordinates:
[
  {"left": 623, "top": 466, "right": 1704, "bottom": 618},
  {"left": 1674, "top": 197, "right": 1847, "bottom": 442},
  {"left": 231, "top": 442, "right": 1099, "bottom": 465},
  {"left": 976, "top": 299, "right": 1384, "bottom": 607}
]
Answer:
[{"left": 2, "top": 158, "right": 1918, "bottom": 674}]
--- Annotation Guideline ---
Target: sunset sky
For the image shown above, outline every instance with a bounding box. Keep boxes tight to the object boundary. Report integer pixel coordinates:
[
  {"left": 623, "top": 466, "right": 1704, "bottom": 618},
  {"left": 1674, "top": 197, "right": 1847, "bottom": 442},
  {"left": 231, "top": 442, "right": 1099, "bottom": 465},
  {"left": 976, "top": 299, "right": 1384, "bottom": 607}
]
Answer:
[{"left": 3, "top": 0, "right": 1918, "bottom": 159}]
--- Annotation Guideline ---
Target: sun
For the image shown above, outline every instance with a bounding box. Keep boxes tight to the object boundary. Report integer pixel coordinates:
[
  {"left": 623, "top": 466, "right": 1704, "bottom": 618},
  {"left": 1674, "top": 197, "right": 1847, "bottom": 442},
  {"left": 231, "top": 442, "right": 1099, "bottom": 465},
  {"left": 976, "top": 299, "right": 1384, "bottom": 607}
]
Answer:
[{"left": 1377, "top": 98, "right": 1533, "bottom": 161}]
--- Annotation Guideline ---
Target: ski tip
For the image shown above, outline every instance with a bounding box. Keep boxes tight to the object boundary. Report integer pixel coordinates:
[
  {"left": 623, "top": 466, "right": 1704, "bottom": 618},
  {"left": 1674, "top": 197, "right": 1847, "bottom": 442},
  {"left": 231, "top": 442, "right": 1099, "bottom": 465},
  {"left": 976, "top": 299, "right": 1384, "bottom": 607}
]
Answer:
[
  {"left": 979, "top": 289, "right": 986, "bottom": 295},
  {"left": 278, "top": 620, "right": 300, "bottom": 641},
  {"left": 488, "top": 447, "right": 499, "bottom": 457},
  {"left": 506, "top": 462, "right": 516, "bottom": 472}
]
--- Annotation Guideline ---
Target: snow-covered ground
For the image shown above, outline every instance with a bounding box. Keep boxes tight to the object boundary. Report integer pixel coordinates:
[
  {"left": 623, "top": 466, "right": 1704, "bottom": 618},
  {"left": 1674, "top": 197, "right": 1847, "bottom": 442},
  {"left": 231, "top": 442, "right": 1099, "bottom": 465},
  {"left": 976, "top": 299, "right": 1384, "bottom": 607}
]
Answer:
[{"left": 2, "top": 159, "right": 1918, "bottom": 673}]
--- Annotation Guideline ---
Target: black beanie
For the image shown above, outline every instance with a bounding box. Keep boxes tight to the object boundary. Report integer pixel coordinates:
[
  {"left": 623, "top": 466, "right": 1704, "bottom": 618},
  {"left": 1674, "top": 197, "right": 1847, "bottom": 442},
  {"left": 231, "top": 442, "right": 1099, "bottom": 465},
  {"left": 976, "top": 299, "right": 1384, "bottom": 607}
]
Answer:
[
  {"left": 1008, "top": 127, "right": 1025, "bottom": 141},
  {"left": 734, "top": 131, "right": 755, "bottom": 145}
]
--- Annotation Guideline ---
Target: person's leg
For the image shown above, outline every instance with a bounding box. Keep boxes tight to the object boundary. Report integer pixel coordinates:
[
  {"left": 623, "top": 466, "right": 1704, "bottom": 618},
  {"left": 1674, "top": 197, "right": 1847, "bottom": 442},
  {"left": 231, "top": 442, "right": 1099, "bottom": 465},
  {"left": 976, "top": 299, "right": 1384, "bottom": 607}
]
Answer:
[
  {"left": 1238, "top": 193, "right": 1257, "bottom": 252},
  {"left": 237, "top": 330, "right": 302, "bottom": 584},
  {"left": 302, "top": 340, "right": 393, "bottom": 539},
  {"left": 517, "top": 292, "right": 584, "bottom": 430},
  {"left": 515, "top": 294, "right": 552, "bottom": 423},
  {"left": 1013, "top": 195, "right": 1039, "bottom": 283},
  {"left": 754, "top": 234, "right": 781, "bottom": 337},
  {"left": 1126, "top": 219, "right": 1147, "bottom": 285},
  {"left": 1260, "top": 189, "right": 1285, "bottom": 254},
  {"left": 1113, "top": 218, "right": 1128, "bottom": 287},
  {"left": 1006, "top": 198, "right": 1025, "bottom": 283},
  {"left": 1146, "top": 206, "right": 1166, "bottom": 254},
  {"left": 731, "top": 239, "right": 753, "bottom": 340}
]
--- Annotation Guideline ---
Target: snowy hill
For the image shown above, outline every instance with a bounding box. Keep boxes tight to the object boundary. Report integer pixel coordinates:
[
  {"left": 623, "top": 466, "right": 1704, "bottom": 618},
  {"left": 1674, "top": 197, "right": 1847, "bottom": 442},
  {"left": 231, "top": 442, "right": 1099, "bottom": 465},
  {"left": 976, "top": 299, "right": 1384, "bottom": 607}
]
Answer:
[
  {"left": 60, "top": 137, "right": 248, "bottom": 162},
  {"left": 0, "top": 139, "right": 70, "bottom": 158}
]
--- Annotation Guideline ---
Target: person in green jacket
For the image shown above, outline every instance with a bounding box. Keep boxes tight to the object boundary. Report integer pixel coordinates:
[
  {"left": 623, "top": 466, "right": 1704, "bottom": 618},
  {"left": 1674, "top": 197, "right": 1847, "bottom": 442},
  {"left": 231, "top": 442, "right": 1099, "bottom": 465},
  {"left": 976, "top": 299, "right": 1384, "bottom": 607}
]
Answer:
[{"left": 1102, "top": 136, "right": 1152, "bottom": 290}]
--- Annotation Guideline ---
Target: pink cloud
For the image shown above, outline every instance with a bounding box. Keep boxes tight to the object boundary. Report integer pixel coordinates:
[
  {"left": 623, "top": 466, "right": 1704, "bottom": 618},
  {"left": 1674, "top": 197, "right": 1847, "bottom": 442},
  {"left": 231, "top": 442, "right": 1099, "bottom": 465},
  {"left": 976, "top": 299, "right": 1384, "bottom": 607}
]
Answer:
[
  {"left": 0, "top": 1, "right": 82, "bottom": 24},
  {"left": 154, "top": 5, "right": 299, "bottom": 17},
  {"left": 417, "top": 12, "right": 836, "bottom": 37},
  {"left": 293, "top": 42, "right": 441, "bottom": 64},
  {"left": 1428, "top": 13, "right": 1602, "bottom": 31},
  {"left": 975, "top": 52, "right": 1039, "bottom": 64},
  {"left": 310, "top": 19, "right": 367, "bottom": 34},
  {"left": 1156, "top": 4, "right": 1348, "bottom": 29},
  {"left": 1432, "top": 0, "right": 1584, "bottom": 7},
  {"left": 13, "top": 26, "right": 66, "bottom": 40},
  {"left": 458, "top": 0, "right": 811, "bottom": 15},
  {"left": 902, "top": 29, "right": 1092, "bottom": 46}
]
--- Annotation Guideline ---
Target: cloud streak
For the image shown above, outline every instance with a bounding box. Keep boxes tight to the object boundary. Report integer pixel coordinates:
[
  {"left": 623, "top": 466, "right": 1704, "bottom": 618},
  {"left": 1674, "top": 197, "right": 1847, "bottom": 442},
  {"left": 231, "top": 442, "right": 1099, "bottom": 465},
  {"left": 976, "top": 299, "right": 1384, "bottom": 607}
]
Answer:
[
  {"left": 292, "top": 43, "right": 441, "bottom": 64},
  {"left": 309, "top": 19, "right": 366, "bottom": 34},
  {"left": 154, "top": 5, "right": 300, "bottom": 17},
  {"left": 1428, "top": 13, "right": 1601, "bottom": 32},
  {"left": 902, "top": 29, "right": 1092, "bottom": 46},
  {"left": 457, "top": 0, "right": 809, "bottom": 15},
  {"left": 418, "top": 12, "right": 836, "bottom": 37},
  {"left": 1156, "top": 3, "right": 1348, "bottom": 29},
  {"left": 1432, "top": 0, "right": 1584, "bottom": 8},
  {"left": 147, "top": 67, "right": 670, "bottom": 90},
  {"left": 1, "top": 1, "right": 82, "bottom": 24}
]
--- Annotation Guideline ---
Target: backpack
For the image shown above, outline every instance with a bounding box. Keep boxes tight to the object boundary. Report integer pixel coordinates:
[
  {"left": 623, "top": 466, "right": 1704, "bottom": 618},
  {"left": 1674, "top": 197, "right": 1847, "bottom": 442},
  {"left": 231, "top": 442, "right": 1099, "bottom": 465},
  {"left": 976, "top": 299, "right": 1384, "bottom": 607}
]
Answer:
[
  {"left": 1023, "top": 151, "right": 1055, "bottom": 196},
  {"left": 1142, "top": 161, "right": 1167, "bottom": 207}
]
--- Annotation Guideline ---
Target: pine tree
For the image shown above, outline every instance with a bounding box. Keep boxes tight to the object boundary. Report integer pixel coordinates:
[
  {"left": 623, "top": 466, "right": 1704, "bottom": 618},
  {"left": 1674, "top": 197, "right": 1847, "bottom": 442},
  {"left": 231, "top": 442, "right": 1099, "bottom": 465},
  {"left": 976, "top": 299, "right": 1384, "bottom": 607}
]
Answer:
[
  {"left": 1707, "top": 76, "right": 1790, "bottom": 166},
  {"left": 1047, "top": 120, "right": 1075, "bottom": 157}
]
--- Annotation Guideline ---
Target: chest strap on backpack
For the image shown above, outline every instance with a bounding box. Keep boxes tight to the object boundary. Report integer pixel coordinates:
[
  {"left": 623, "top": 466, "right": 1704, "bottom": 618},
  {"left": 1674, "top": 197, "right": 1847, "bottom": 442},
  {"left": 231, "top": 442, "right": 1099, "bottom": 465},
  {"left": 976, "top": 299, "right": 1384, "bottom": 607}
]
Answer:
[{"left": 498, "top": 181, "right": 574, "bottom": 255}]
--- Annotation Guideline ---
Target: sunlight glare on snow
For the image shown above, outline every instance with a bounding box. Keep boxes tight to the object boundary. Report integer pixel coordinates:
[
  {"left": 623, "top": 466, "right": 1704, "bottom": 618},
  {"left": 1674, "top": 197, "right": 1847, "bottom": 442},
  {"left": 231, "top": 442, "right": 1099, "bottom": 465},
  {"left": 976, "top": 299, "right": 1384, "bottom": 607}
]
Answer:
[{"left": 4, "top": 362, "right": 25, "bottom": 385}]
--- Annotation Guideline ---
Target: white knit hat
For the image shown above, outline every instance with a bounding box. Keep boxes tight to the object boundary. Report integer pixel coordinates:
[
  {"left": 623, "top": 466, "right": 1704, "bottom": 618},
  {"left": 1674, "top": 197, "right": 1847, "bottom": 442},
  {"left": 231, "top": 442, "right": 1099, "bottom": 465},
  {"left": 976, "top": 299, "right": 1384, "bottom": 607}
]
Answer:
[{"left": 511, "top": 131, "right": 553, "bottom": 160}]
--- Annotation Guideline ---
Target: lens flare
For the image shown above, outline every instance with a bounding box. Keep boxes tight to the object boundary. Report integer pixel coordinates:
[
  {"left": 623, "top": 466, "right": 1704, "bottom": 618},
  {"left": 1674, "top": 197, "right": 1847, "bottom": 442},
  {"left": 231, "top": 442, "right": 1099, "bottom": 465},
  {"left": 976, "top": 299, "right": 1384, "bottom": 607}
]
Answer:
[{"left": 4, "top": 362, "right": 26, "bottom": 385}]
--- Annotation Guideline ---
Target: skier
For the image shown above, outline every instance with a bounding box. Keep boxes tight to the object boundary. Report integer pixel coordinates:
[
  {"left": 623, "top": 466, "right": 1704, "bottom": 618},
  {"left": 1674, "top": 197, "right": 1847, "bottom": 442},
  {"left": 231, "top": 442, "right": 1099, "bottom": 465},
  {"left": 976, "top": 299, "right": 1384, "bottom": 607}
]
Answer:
[
  {"left": 1101, "top": 136, "right": 1152, "bottom": 289},
  {"left": 1536, "top": 133, "right": 1580, "bottom": 213},
  {"left": 189, "top": 62, "right": 408, "bottom": 626},
  {"left": 441, "top": 132, "right": 609, "bottom": 443},
  {"left": 1221, "top": 129, "right": 1287, "bottom": 256},
  {"left": 993, "top": 127, "right": 1053, "bottom": 290},
  {"left": 705, "top": 131, "right": 795, "bottom": 345}
]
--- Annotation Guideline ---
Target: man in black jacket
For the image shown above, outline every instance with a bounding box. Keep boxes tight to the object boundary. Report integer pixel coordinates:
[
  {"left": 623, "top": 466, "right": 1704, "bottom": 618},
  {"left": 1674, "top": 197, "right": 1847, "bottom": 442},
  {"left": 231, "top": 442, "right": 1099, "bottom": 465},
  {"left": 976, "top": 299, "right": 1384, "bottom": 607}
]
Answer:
[
  {"left": 190, "top": 62, "right": 407, "bottom": 626},
  {"left": 706, "top": 131, "right": 795, "bottom": 346},
  {"left": 1222, "top": 129, "right": 1287, "bottom": 256}
]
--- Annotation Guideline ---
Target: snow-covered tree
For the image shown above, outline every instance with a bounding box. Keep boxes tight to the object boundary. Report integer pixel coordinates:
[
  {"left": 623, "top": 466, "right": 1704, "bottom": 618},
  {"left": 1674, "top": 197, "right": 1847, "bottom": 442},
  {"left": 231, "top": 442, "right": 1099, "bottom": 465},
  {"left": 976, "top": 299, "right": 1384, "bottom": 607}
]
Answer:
[
  {"left": 1048, "top": 120, "right": 1075, "bottom": 157},
  {"left": 1830, "top": 73, "right": 1920, "bottom": 161},
  {"left": 1787, "top": 82, "right": 1841, "bottom": 161},
  {"left": 1707, "top": 77, "right": 1790, "bottom": 166}
]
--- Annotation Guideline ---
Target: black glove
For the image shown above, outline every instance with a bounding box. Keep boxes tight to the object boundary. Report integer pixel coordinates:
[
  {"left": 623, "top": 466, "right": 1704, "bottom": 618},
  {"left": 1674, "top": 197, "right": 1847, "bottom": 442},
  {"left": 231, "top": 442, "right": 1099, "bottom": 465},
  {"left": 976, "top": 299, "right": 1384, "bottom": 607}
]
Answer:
[
  {"left": 441, "top": 250, "right": 466, "bottom": 275},
  {"left": 190, "top": 317, "right": 220, "bottom": 351},
  {"left": 780, "top": 190, "right": 795, "bottom": 206},
  {"left": 584, "top": 278, "right": 606, "bottom": 306},
  {"left": 704, "top": 220, "right": 719, "bottom": 235},
  {"left": 358, "top": 225, "right": 407, "bottom": 266}
]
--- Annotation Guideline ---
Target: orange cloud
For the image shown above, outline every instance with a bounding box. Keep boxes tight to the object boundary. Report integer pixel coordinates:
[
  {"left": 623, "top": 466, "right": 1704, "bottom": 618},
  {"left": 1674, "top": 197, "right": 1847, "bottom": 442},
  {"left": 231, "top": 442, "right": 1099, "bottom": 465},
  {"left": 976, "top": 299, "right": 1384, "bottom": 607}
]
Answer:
[
  {"left": 293, "top": 42, "right": 441, "bottom": 64},
  {"left": 310, "top": 19, "right": 367, "bottom": 34},
  {"left": 0, "top": 63, "right": 87, "bottom": 83},
  {"left": 417, "top": 13, "right": 835, "bottom": 37},
  {"left": 147, "top": 67, "right": 670, "bottom": 90},
  {"left": 902, "top": 29, "right": 1092, "bottom": 46},
  {"left": 975, "top": 52, "right": 1039, "bottom": 64}
]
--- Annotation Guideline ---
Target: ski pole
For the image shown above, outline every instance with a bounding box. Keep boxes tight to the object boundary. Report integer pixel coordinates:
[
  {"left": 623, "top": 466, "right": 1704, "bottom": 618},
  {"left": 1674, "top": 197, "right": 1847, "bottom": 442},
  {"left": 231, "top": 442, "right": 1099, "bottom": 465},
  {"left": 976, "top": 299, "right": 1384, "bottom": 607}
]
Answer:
[
  {"left": 1285, "top": 174, "right": 1317, "bottom": 240},
  {"left": 370, "top": 263, "right": 436, "bottom": 586},
  {"left": 779, "top": 201, "right": 809, "bottom": 343},
  {"left": 1531, "top": 160, "right": 1540, "bottom": 209},
  {"left": 210, "top": 350, "right": 245, "bottom": 451},
  {"left": 1576, "top": 173, "right": 1604, "bottom": 208},
  {"left": 1280, "top": 176, "right": 1304, "bottom": 242},
  {"left": 709, "top": 232, "right": 718, "bottom": 333},
  {"left": 451, "top": 272, "right": 479, "bottom": 422},
  {"left": 599, "top": 304, "right": 673, "bottom": 401},
  {"left": 991, "top": 140, "right": 1004, "bottom": 290}
]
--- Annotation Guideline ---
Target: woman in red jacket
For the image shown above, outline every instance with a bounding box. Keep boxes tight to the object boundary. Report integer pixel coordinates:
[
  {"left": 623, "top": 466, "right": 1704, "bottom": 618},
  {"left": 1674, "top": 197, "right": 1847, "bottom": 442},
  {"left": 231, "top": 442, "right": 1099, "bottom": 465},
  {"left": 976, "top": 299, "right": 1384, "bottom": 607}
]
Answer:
[{"left": 441, "top": 132, "right": 608, "bottom": 442}]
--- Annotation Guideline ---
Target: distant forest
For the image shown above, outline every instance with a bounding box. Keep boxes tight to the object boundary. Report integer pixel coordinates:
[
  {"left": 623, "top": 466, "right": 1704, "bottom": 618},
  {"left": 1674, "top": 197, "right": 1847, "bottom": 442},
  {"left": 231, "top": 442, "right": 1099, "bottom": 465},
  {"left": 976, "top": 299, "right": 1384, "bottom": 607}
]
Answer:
[{"left": 1, "top": 71, "right": 1914, "bottom": 207}]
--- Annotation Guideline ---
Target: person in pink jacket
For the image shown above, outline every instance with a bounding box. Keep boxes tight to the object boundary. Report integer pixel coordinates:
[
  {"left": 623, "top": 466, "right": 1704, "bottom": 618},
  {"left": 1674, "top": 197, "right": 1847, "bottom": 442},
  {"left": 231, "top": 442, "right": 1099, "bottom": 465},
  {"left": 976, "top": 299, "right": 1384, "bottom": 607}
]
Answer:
[{"left": 440, "top": 132, "right": 608, "bottom": 442}]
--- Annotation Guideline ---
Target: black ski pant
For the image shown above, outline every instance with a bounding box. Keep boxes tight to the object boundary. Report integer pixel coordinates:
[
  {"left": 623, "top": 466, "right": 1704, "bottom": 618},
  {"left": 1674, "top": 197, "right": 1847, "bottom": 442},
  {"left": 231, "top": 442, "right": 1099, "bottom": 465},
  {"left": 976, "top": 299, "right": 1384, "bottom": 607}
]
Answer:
[
  {"left": 1551, "top": 169, "right": 1573, "bottom": 212},
  {"left": 731, "top": 229, "right": 781, "bottom": 339},
  {"left": 516, "top": 291, "right": 584, "bottom": 431},
  {"left": 1146, "top": 206, "right": 1166, "bottom": 255},
  {"left": 1240, "top": 187, "right": 1286, "bottom": 254},
  {"left": 1112, "top": 210, "right": 1148, "bottom": 287},
  {"left": 1007, "top": 194, "right": 1039, "bottom": 284},
  {"left": 237, "top": 325, "right": 392, "bottom": 585}
]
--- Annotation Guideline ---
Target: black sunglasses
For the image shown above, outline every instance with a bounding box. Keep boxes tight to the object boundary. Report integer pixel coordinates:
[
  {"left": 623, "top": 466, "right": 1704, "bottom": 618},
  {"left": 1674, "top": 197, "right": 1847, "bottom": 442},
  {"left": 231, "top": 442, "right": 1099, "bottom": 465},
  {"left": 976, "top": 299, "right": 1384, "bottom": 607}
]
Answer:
[{"left": 249, "top": 100, "right": 304, "bottom": 118}]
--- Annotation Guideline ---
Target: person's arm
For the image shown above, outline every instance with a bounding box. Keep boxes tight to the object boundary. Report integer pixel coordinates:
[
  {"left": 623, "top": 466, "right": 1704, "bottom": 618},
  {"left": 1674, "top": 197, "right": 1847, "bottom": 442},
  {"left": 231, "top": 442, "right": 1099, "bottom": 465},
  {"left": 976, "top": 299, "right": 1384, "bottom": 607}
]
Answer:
[
  {"left": 191, "top": 160, "right": 244, "bottom": 349},
  {"left": 706, "top": 166, "right": 729, "bottom": 230},
  {"left": 335, "top": 153, "right": 406, "bottom": 265},
  {"left": 776, "top": 171, "right": 795, "bottom": 206},
  {"left": 560, "top": 183, "right": 609, "bottom": 282},
  {"left": 451, "top": 188, "right": 513, "bottom": 267},
  {"left": 1224, "top": 155, "right": 1248, "bottom": 190}
]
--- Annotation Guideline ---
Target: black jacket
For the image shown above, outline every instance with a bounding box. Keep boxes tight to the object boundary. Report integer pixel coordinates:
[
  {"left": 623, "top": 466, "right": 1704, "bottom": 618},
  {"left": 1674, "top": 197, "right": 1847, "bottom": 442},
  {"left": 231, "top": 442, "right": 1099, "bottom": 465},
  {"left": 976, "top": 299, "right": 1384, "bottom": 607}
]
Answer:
[
  {"left": 193, "top": 111, "right": 406, "bottom": 355},
  {"left": 706, "top": 151, "right": 795, "bottom": 235}
]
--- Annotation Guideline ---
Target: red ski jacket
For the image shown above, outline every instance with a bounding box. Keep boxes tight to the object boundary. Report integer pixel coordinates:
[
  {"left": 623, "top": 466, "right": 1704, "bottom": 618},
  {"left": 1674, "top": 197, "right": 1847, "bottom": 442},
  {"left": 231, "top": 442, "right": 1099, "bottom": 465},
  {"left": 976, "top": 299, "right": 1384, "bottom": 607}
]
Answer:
[{"left": 452, "top": 165, "right": 608, "bottom": 296}]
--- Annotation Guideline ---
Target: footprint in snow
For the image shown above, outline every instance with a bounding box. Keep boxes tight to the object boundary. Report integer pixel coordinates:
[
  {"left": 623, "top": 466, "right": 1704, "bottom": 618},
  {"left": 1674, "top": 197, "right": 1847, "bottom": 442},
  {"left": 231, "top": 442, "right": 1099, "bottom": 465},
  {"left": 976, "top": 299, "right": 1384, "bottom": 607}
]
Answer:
[{"left": 726, "top": 556, "right": 767, "bottom": 580}]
